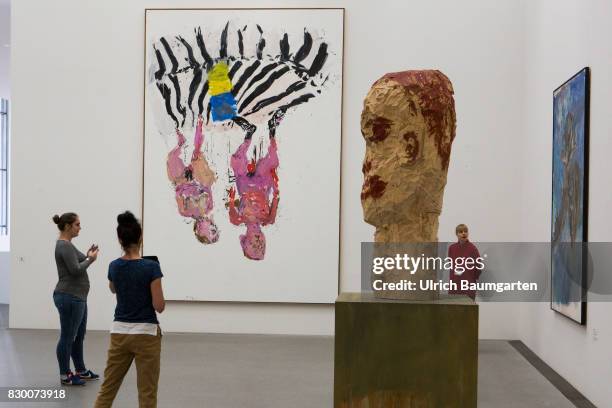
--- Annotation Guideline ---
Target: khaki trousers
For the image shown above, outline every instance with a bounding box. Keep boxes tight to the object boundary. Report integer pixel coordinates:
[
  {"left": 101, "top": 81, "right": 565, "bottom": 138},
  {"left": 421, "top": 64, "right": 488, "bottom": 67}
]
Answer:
[{"left": 94, "top": 328, "right": 162, "bottom": 408}]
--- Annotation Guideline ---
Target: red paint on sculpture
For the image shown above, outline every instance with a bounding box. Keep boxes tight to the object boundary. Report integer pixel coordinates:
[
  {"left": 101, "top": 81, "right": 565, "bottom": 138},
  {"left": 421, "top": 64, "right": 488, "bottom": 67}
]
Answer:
[
  {"left": 403, "top": 131, "right": 420, "bottom": 163},
  {"left": 361, "top": 175, "right": 387, "bottom": 201},
  {"left": 376, "top": 70, "right": 456, "bottom": 169},
  {"left": 369, "top": 117, "right": 393, "bottom": 143}
]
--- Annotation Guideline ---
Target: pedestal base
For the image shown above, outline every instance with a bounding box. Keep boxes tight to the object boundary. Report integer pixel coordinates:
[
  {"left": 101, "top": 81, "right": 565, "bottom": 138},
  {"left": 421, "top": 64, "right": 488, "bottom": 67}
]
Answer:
[{"left": 334, "top": 292, "right": 478, "bottom": 408}]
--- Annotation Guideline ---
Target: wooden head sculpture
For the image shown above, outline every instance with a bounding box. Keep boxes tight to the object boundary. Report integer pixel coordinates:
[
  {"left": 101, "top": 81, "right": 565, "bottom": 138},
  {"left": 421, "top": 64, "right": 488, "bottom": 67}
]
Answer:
[{"left": 361, "top": 70, "right": 456, "bottom": 299}]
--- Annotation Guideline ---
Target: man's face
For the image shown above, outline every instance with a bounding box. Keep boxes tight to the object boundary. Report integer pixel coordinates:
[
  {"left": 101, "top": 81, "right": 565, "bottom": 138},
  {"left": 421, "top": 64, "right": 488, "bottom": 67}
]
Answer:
[{"left": 360, "top": 79, "right": 448, "bottom": 227}]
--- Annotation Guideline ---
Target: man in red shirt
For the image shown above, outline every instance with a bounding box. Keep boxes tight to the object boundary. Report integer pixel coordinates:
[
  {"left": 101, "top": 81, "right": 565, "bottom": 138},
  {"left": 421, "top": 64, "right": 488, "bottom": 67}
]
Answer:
[{"left": 448, "top": 224, "right": 483, "bottom": 300}]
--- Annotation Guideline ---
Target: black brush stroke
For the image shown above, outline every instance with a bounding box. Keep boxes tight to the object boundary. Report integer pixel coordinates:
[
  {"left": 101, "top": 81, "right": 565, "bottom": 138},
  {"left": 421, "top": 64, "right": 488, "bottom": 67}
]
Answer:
[
  {"left": 168, "top": 74, "right": 186, "bottom": 127},
  {"left": 256, "top": 24, "right": 263, "bottom": 34},
  {"left": 280, "top": 34, "right": 290, "bottom": 61},
  {"left": 228, "top": 60, "right": 243, "bottom": 80},
  {"left": 156, "top": 83, "right": 179, "bottom": 128},
  {"left": 233, "top": 116, "right": 256, "bottom": 139},
  {"left": 187, "top": 68, "right": 203, "bottom": 121},
  {"left": 197, "top": 81, "right": 209, "bottom": 116},
  {"left": 206, "top": 101, "right": 212, "bottom": 124},
  {"left": 220, "top": 22, "right": 229, "bottom": 59},
  {"left": 195, "top": 27, "right": 214, "bottom": 69},
  {"left": 160, "top": 37, "right": 179, "bottom": 74},
  {"left": 307, "top": 43, "right": 328, "bottom": 77},
  {"left": 237, "top": 30, "right": 244, "bottom": 58},
  {"left": 177, "top": 36, "right": 200, "bottom": 68},
  {"left": 256, "top": 38, "right": 266, "bottom": 60},
  {"left": 238, "top": 66, "right": 291, "bottom": 113},
  {"left": 294, "top": 30, "right": 313, "bottom": 64},
  {"left": 277, "top": 93, "right": 315, "bottom": 111},
  {"left": 153, "top": 46, "right": 166, "bottom": 81},
  {"left": 239, "top": 62, "right": 279, "bottom": 100},
  {"left": 232, "top": 60, "right": 262, "bottom": 97},
  {"left": 245, "top": 80, "right": 307, "bottom": 116},
  {"left": 176, "top": 66, "right": 193, "bottom": 75}
]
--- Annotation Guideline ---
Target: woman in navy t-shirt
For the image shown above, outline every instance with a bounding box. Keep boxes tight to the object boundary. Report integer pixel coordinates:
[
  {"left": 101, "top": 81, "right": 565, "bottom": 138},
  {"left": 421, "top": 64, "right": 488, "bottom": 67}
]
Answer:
[{"left": 94, "top": 211, "right": 165, "bottom": 408}]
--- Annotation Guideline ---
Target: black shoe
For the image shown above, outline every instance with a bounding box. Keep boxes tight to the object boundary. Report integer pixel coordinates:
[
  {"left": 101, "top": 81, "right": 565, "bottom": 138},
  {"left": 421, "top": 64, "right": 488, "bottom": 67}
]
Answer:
[
  {"left": 76, "top": 369, "right": 100, "bottom": 380},
  {"left": 61, "top": 372, "right": 86, "bottom": 386}
]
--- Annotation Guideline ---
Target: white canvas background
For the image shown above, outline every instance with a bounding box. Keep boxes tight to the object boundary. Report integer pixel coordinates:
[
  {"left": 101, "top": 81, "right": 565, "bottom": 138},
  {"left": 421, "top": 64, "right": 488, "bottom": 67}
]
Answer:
[{"left": 143, "top": 9, "right": 343, "bottom": 302}]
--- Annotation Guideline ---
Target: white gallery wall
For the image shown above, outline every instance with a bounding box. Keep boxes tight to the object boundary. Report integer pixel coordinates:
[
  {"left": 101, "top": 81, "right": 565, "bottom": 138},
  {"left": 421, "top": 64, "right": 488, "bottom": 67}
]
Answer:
[
  {"left": 519, "top": 0, "right": 612, "bottom": 406},
  {"left": 0, "top": 0, "right": 8, "bottom": 100},
  {"left": 0, "top": 0, "right": 10, "bottom": 303},
  {"left": 9, "top": 0, "right": 526, "bottom": 337}
]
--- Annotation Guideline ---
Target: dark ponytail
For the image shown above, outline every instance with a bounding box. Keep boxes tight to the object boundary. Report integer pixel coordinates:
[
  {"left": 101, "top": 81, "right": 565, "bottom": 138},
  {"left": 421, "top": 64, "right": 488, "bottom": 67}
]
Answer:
[
  {"left": 52, "top": 212, "right": 78, "bottom": 231},
  {"left": 117, "top": 211, "right": 142, "bottom": 250}
]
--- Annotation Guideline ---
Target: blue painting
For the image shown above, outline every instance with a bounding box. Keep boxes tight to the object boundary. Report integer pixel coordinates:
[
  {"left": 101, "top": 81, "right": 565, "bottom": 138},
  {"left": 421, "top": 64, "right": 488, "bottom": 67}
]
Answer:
[{"left": 551, "top": 67, "right": 589, "bottom": 325}]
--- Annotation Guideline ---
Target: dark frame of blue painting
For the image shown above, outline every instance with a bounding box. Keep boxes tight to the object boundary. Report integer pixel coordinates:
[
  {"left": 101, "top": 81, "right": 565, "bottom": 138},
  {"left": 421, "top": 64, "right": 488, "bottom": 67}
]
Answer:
[{"left": 550, "top": 67, "right": 590, "bottom": 325}]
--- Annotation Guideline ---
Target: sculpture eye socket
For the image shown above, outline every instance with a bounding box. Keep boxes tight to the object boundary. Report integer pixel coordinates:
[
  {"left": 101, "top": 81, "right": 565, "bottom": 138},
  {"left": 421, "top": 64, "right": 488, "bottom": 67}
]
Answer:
[
  {"left": 367, "top": 116, "right": 393, "bottom": 143},
  {"left": 403, "top": 132, "right": 420, "bottom": 163}
]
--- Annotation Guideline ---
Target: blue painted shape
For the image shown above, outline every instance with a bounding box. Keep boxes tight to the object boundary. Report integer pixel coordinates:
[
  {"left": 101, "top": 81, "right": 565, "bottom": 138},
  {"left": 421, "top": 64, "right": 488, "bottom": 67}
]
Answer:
[
  {"left": 210, "top": 92, "right": 238, "bottom": 122},
  {"left": 551, "top": 68, "right": 588, "bottom": 315}
]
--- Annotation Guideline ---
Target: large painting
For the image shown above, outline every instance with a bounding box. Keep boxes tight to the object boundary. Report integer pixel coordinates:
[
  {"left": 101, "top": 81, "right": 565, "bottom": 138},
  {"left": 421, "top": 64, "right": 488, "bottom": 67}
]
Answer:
[
  {"left": 143, "top": 9, "right": 343, "bottom": 302},
  {"left": 551, "top": 67, "right": 589, "bottom": 324}
]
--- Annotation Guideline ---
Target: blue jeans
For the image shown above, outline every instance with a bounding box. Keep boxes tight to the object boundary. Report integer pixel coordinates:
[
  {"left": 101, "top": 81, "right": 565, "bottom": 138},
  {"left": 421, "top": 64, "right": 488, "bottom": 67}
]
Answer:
[{"left": 53, "top": 292, "right": 88, "bottom": 374}]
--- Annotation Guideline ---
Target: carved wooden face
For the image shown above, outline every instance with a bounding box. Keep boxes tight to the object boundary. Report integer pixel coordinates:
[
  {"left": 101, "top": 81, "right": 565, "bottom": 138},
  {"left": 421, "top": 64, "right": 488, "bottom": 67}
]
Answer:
[{"left": 360, "top": 77, "right": 455, "bottom": 227}]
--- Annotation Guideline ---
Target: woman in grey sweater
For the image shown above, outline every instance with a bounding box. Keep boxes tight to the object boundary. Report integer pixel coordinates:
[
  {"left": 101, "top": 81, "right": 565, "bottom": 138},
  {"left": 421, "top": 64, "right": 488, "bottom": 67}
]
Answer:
[{"left": 52, "top": 212, "right": 100, "bottom": 386}]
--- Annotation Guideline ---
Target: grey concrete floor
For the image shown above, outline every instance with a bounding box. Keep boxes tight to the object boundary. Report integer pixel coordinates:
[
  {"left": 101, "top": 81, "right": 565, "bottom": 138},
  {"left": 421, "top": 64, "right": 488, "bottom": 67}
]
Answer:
[{"left": 0, "top": 304, "right": 577, "bottom": 407}]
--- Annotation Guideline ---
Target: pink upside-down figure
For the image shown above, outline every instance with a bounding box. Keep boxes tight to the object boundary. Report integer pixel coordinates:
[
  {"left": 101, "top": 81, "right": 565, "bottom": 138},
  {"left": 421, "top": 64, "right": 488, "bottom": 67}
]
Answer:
[
  {"left": 167, "top": 115, "right": 220, "bottom": 244},
  {"left": 228, "top": 111, "right": 284, "bottom": 260}
]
